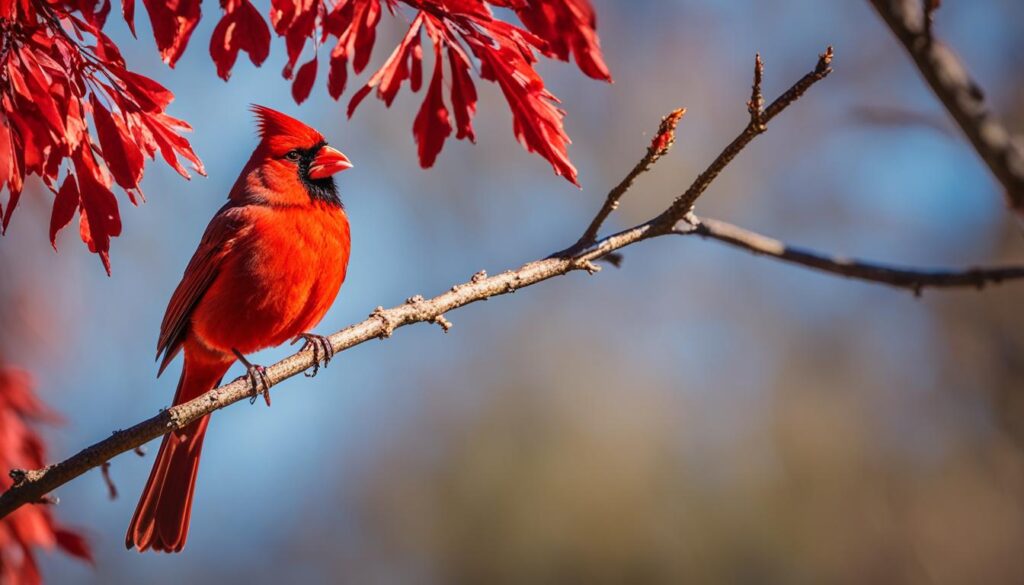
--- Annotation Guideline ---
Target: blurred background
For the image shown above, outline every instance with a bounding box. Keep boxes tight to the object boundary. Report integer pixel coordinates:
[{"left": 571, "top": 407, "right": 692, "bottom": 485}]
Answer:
[{"left": 3, "top": 0, "right": 1024, "bottom": 583}]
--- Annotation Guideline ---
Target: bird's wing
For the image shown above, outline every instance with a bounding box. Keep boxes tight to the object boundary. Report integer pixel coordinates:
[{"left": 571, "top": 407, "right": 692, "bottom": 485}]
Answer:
[{"left": 156, "top": 204, "right": 245, "bottom": 376}]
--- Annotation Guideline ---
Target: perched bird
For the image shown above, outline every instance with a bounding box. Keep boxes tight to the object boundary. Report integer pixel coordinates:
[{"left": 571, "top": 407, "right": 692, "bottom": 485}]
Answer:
[{"left": 126, "top": 106, "right": 353, "bottom": 553}]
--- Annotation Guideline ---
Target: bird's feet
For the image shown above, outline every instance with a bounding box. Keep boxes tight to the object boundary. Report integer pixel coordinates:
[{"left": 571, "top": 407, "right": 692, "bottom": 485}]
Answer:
[
  {"left": 233, "top": 349, "right": 272, "bottom": 407},
  {"left": 291, "top": 332, "right": 335, "bottom": 377}
]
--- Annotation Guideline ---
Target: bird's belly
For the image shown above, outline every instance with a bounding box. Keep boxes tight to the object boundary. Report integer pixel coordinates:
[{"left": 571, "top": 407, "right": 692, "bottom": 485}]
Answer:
[{"left": 191, "top": 208, "right": 349, "bottom": 355}]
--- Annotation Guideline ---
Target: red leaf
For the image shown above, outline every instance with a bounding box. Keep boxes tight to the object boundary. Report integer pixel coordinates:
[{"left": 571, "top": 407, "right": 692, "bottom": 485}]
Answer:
[
  {"left": 116, "top": 68, "right": 174, "bottom": 112},
  {"left": 351, "top": 0, "right": 381, "bottom": 74},
  {"left": 1, "top": 183, "right": 20, "bottom": 234},
  {"left": 210, "top": 0, "right": 271, "bottom": 81},
  {"left": 73, "top": 142, "right": 121, "bottom": 274},
  {"left": 378, "top": 14, "right": 422, "bottom": 106},
  {"left": 55, "top": 528, "right": 94, "bottom": 564},
  {"left": 511, "top": 0, "right": 611, "bottom": 81},
  {"left": 348, "top": 12, "right": 422, "bottom": 114},
  {"left": 64, "top": 90, "right": 88, "bottom": 152},
  {"left": 122, "top": 0, "right": 136, "bottom": 36},
  {"left": 291, "top": 56, "right": 318, "bottom": 104},
  {"left": 413, "top": 42, "right": 451, "bottom": 168},
  {"left": 276, "top": 0, "right": 319, "bottom": 77},
  {"left": 50, "top": 174, "right": 80, "bottom": 249},
  {"left": 472, "top": 38, "right": 578, "bottom": 184},
  {"left": 140, "top": 0, "right": 201, "bottom": 67},
  {"left": 448, "top": 43, "right": 477, "bottom": 141},
  {"left": 17, "top": 48, "right": 66, "bottom": 137},
  {"left": 140, "top": 112, "right": 205, "bottom": 179},
  {"left": 92, "top": 30, "right": 125, "bottom": 67},
  {"left": 1, "top": 105, "right": 23, "bottom": 203},
  {"left": 90, "top": 95, "right": 144, "bottom": 191},
  {"left": 76, "top": 0, "right": 112, "bottom": 29},
  {"left": 327, "top": 53, "right": 348, "bottom": 100},
  {"left": 410, "top": 42, "right": 423, "bottom": 92},
  {"left": 347, "top": 84, "right": 373, "bottom": 118},
  {"left": 6, "top": 57, "right": 32, "bottom": 101},
  {"left": 322, "top": 0, "right": 352, "bottom": 38},
  {"left": 269, "top": 0, "right": 299, "bottom": 34},
  {"left": 8, "top": 111, "right": 45, "bottom": 177},
  {"left": 0, "top": 113, "right": 12, "bottom": 191},
  {"left": 325, "top": 0, "right": 382, "bottom": 81}
]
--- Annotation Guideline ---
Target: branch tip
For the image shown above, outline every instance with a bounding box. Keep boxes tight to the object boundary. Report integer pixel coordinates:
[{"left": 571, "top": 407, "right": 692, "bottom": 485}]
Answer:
[
  {"left": 100, "top": 462, "right": 118, "bottom": 500},
  {"left": 817, "top": 46, "right": 834, "bottom": 74},
  {"left": 571, "top": 106, "right": 688, "bottom": 251},
  {"left": 748, "top": 53, "right": 765, "bottom": 129},
  {"left": 575, "top": 259, "right": 602, "bottom": 274},
  {"left": 433, "top": 314, "right": 453, "bottom": 332},
  {"left": 650, "top": 107, "right": 687, "bottom": 155}
]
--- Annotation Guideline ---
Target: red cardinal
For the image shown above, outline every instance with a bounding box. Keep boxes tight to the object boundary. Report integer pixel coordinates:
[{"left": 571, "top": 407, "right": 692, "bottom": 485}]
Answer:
[{"left": 126, "top": 106, "right": 353, "bottom": 552}]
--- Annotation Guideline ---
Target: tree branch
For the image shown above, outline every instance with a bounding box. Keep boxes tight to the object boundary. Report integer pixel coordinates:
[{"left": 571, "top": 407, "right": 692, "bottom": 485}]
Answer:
[
  {"left": 571, "top": 108, "right": 687, "bottom": 251},
  {"left": 869, "top": 0, "right": 1024, "bottom": 219},
  {"left": 683, "top": 216, "right": 1024, "bottom": 295},
  {"left": 2, "top": 45, "right": 1017, "bottom": 521}
]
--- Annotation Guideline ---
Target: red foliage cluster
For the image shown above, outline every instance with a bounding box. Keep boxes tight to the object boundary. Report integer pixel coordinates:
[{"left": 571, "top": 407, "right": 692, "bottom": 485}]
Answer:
[
  {"left": 141, "top": 0, "right": 611, "bottom": 184},
  {"left": 127, "top": 0, "right": 610, "bottom": 183},
  {"left": 0, "top": 0, "right": 204, "bottom": 273},
  {"left": 0, "top": 366, "right": 91, "bottom": 585},
  {"left": 1, "top": 0, "right": 607, "bottom": 270},
  {"left": 203, "top": 0, "right": 612, "bottom": 184}
]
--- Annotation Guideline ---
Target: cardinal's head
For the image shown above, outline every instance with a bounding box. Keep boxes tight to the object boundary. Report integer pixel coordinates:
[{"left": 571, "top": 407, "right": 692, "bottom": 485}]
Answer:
[{"left": 238, "top": 105, "right": 353, "bottom": 206}]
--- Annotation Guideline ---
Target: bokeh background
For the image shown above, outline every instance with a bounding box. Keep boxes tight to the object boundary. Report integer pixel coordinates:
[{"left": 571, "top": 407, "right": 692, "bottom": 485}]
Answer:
[{"left": 3, "top": 0, "right": 1024, "bottom": 583}]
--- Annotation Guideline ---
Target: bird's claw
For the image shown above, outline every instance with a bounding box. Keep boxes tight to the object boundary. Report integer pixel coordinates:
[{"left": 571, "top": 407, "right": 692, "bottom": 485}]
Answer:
[
  {"left": 233, "top": 349, "right": 272, "bottom": 407},
  {"left": 291, "top": 333, "right": 334, "bottom": 377}
]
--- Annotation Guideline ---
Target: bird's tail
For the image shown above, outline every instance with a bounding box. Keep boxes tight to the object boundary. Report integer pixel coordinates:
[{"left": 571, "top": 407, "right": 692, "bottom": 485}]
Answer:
[{"left": 126, "top": 354, "right": 231, "bottom": 553}]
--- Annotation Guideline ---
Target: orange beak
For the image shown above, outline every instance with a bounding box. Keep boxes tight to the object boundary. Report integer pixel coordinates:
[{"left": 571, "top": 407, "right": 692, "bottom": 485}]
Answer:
[{"left": 308, "top": 145, "right": 353, "bottom": 179}]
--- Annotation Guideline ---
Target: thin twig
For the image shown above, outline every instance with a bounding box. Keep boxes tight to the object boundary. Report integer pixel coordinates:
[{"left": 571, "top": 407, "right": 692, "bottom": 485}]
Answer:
[
  {"left": 570, "top": 108, "right": 686, "bottom": 251},
  {"left": 748, "top": 53, "right": 766, "bottom": 130},
  {"left": 100, "top": 462, "right": 117, "bottom": 500},
  {"left": 657, "top": 47, "right": 833, "bottom": 225},
  {"left": 684, "top": 217, "right": 1024, "bottom": 296},
  {"left": 869, "top": 0, "right": 1024, "bottom": 218}
]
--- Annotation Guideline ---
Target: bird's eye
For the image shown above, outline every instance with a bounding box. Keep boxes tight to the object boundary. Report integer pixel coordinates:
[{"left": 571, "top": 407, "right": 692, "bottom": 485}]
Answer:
[{"left": 284, "top": 150, "right": 302, "bottom": 162}]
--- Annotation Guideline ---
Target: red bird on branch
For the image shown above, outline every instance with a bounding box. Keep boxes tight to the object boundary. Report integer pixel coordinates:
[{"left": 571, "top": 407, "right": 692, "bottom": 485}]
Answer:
[{"left": 125, "top": 106, "right": 353, "bottom": 553}]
